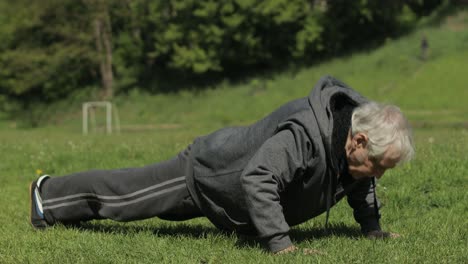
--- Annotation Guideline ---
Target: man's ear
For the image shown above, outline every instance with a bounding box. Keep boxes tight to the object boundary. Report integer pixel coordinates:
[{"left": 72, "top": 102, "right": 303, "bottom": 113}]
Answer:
[{"left": 353, "top": 132, "right": 369, "bottom": 149}]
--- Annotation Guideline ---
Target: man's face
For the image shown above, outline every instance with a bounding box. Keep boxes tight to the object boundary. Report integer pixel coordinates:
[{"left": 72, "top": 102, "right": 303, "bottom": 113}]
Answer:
[{"left": 345, "top": 132, "right": 400, "bottom": 180}]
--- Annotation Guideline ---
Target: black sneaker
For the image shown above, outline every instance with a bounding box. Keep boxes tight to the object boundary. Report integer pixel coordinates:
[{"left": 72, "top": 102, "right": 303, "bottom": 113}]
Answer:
[{"left": 29, "top": 175, "right": 50, "bottom": 229}]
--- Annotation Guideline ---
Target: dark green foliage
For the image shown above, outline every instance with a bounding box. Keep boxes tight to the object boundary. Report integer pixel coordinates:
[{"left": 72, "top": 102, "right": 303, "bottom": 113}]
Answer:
[
  {"left": 0, "top": 0, "right": 444, "bottom": 107},
  {"left": 0, "top": 0, "right": 96, "bottom": 102},
  {"left": 323, "top": 1, "right": 405, "bottom": 52}
]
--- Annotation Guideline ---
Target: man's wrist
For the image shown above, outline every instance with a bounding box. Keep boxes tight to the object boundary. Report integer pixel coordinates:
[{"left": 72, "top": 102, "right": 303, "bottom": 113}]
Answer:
[
  {"left": 360, "top": 217, "right": 381, "bottom": 234},
  {"left": 266, "top": 234, "right": 293, "bottom": 253}
]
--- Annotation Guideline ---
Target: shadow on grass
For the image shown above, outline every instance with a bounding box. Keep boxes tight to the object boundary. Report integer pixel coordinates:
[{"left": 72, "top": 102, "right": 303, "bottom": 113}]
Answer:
[
  {"left": 291, "top": 223, "right": 362, "bottom": 242},
  {"left": 76, "top": 221, "right": 220, "bottom": 239},
  {"left": 73, "top": 220, "right": 362, "bottom": 250},
  {"left": 235, "top": 223, "right": 362, "bottom": 249}
]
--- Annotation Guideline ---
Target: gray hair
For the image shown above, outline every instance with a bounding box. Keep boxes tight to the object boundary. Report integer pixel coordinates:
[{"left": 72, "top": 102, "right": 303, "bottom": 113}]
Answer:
[{"left": 351, "top": 102, "right": 415, "bottom": 164}]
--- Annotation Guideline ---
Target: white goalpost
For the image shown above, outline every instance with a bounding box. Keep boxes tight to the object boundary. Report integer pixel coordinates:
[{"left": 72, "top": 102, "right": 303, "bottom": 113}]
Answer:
[{"left": 82, "top": 101, "right": 120, "bottom": 135}]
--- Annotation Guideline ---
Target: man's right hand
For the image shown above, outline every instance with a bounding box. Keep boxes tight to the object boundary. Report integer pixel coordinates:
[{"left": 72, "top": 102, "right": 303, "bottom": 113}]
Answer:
[
  {"left": 274, "top": 245, "right": 298, "bottom": 255},
  {"left": 274, "top": 245, "right": 323, "bottom": 255},
  {"left": 366, "top": 230, "right": 401, "bottom": 239}
]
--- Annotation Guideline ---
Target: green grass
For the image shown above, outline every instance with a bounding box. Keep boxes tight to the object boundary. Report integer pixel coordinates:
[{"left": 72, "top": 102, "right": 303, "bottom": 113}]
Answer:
[
  {"left": 1, "top": 8, "right": 468, "bottom": 264},
  {"left": 0, "top": 129, "right": 466, "bottom": 263}
]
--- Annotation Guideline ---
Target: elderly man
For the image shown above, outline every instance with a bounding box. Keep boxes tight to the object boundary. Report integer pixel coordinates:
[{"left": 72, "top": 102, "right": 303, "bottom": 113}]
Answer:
[{"left": 29, "top": 76, "right": 414, "bottom": 254}]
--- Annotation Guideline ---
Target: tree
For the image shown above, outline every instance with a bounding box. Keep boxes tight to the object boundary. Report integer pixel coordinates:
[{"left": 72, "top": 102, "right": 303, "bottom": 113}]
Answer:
[
  {"left": 0, "top": 0, "right": 445, "bottom": 113},
  {"left": 87, "top": 0, "right": 114, "bottom": 100},
  {"left": 0, "top": 0, "right": 97, "bottom": 101}
]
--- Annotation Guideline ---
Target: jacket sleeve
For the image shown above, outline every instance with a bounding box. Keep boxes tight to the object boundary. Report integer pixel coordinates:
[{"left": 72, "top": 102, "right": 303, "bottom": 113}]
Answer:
[
  {"left": 240, "top": 126, "right": 312, "bottom": 253},
  {"left": 347, "top": 178, "right": 382, "bottom": 233}
]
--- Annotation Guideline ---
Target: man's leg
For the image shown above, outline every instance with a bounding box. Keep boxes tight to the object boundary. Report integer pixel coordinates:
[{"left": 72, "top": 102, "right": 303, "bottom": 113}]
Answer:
[{"left": 33, "top": 151, "right": 201, "bottom": 226}]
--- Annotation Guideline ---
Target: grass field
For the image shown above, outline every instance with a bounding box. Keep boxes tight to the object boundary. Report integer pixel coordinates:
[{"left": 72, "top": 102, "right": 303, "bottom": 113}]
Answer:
[{"left": 1, "top": 7, "right": 467, "bottom": 264}]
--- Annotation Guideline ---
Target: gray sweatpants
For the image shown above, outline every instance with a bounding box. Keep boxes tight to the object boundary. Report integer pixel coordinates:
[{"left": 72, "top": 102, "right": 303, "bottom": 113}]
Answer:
[{"left": 41, "top": 151, "right": 202, "bottom": 224}]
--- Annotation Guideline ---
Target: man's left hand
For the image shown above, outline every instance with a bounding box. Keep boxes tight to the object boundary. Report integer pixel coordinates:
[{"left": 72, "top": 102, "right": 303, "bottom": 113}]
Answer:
[{"left": 366, "top": 230, "right": 401, "bottom": 239}]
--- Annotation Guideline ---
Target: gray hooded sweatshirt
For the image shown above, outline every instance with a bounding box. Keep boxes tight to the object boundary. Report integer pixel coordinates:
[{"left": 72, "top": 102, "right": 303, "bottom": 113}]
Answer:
[{"left": 185, "top": 76, "right": 381, "bottom": 252}]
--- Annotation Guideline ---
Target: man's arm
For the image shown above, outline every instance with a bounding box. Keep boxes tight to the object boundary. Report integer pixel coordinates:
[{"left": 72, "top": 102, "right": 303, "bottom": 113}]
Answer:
[
  {"left": 347, "top": 178, "right": 382, "bottom": 234},
  {"left": 347, "top": 178, "right": 402, "bottom": 239},
  {"left": 241, "top": 125, "right": 312, "bottom": 253}
]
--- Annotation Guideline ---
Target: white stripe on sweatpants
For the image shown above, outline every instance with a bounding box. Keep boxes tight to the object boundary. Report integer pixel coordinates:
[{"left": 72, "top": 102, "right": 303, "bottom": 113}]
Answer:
[
  {"left": 43, "top": 183, "right": 186, "bottom": 210},
  {"left": 42, "top": 176, "right": 186, "bottom": 205}
]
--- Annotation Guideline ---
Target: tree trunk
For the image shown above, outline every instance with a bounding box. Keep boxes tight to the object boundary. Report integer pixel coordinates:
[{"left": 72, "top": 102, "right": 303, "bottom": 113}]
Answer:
[{"left": 92, "top": 0, "right": 113, "bottom": 100}]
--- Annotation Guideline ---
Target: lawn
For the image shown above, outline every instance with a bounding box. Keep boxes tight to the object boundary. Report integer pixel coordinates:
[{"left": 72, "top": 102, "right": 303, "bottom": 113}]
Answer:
[
  {"left": 0, "top": 7, "right": 467, "bottom": 264},
  {"left": 0, "top": 128, "right": 466, "bottom": 263}
]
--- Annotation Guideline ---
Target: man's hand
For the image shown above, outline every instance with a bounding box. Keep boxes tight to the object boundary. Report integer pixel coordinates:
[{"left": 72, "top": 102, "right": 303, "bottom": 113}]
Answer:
[
  {"left": 274, "top": 245, "right": 298, "bottom": 255},
  {"left": 274, "top": 245, "right": 323, "bottom": 255},
  {"left": 366, "top": 230, "right": 401, "bottom": 239}
]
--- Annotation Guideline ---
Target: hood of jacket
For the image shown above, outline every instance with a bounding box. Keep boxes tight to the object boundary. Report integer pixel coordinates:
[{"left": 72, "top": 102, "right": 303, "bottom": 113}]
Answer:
[{"left": 307, "top": 75, "right": 368, "bottom": 173}]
